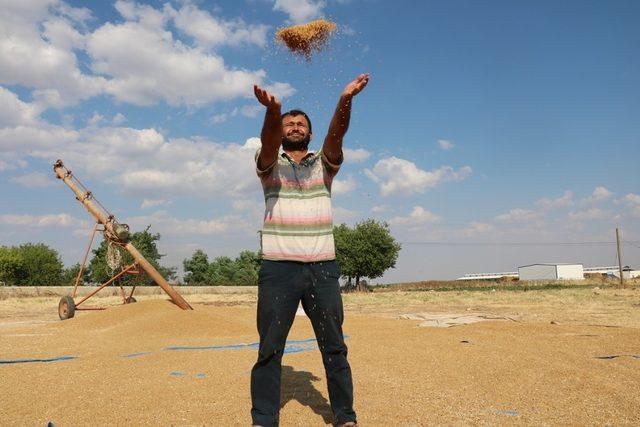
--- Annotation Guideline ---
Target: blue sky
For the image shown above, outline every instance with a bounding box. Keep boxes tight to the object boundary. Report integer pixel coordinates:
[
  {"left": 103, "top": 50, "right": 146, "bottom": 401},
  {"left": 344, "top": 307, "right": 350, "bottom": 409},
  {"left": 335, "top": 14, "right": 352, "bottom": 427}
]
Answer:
[{"left": 1, "top": 0, "right": 639, "bottom": 281}]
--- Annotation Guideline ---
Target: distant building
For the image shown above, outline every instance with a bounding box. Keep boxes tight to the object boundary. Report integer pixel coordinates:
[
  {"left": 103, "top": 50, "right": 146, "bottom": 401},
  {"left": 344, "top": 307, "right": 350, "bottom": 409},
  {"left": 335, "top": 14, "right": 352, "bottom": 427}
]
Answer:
[
  {"left": 585, "top": 266, "right": 640, "bottom": 279},
  {"left": 617, "top": 266, "right": 640, "bottom": 279},
  {"left": 457, "top": 264, "right": 638, "bottom": 281},
  {"left": 518, "top": 263, "right": 584, "bottom": 281},
  {"left": 583, "top": 266, "right": 621, "bottom": 275},
  {"left": 456, "top": 272, "right": 518, "bottom": 281}
]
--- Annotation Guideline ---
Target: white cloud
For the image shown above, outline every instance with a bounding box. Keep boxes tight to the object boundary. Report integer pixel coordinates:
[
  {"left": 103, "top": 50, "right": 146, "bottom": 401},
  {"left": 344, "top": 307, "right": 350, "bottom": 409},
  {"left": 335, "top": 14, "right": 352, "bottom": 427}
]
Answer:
[
  {"left": 88, "top": 21, "right": 265, "bottom": 106},
  {"left": 495, "top": 208, "right": 542, "bottom": 223},
  {"left": 332, "top": 206, "right": 358, "bottom": 223},
  {"left": 0, "top": 88, "right": 79, "bottom": 162},
  {"left": 0, "top": 158, "right": 28, "bottom": 172},
  {"left": 113, "top": 0, "right": 167, "bottom": 27},
  {"left": 581, "top": 186, "right": 613, "bottom": 205},
  {"left": 85, "top": 132, "right": 263, "bottom": 198},
  {"left": 244, "top": 137, "right": 262, "bottom": 150},
  {"left": 167, "top": 2, "right": 269, "bottom": 49},
  {"left": 0, "top": 1, "right": 292, "bottom": 109},
  {"left": 568, "top": 208, "right": 609, "bottom": 221},
  {"left": 0, "top": 1, "right": 105, "bottom": 107},
  {"left": 0, "top": 213, "right": 80, "bottom": 228},
  {"left": 212, "top": 113, "right": 229, "bottom": 124},
  {"left": 343, "top": 148, "right": 370, "bottom": 163},
  {"left": 0, "top": 105, "right": 266, "bottom": 201},
  {"left": 535, "top": 190, "right": 574, "bottom": 210},
  {"left": 365, "top": 156, "right": 472, "bottom": 196},
  {"left": 84, "top": 2, "right": 294, "bottom": 107},
  {"left": 211, "top": 104, "right": 264, "bottom": 123},
  {"left": 9, "top": 172, "right": 55, "bottom": 188},
  {"left": 389, "top": 206, "right": 441, "bottom": 226},
  {"left": 332, "top": 176, "right": 356, "bottom": 195},
  {"left": 437, "top": 139, "right": 454, "bottom": 150},
  {"left": 140, "top": 199, "right": 171, "bottom": 209},
  {"left": 231, "top": 199, "right": 263, "bottom": 221},
  {"left": 263, "top": 82, "right": 297, "bottom": 100},
  {"left": 371, "top": 205, "right": 390, "bottom": 214},
  {"left": 458, "top": 221, "right": 494, "bottom": 236},
  {"left": 622, "top": 193, "right": 640, "bottom": 205},
  {"left": 125, "top": 210, "right": 249, "bottom": 236},
  {"left": 112, "top": 113, "right": 126, "bottom": 125},
  {"left": 240, "top": 104, "right": 263, "bottom": 118},
  {"left": 0, "top": 87, "right": 41, "bottom": 127},
  {"left": 232, "top": 199, "right": 259, "bottom": 210},
  {"left": 42, "top": 15, "right": 85, "bottom": 50},
  {"left": 273, "top": 0, "right": 326, "bottom": 24},
  {"left": 86, "top": 112, "right": 104, "bottom": 127}
]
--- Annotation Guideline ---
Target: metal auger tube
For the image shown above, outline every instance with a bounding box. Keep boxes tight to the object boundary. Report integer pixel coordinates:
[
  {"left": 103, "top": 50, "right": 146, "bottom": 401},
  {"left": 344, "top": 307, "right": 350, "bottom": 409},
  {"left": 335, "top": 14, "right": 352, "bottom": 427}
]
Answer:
[{"left": 53, "top": 159, "right": 192, "bottom": 310}]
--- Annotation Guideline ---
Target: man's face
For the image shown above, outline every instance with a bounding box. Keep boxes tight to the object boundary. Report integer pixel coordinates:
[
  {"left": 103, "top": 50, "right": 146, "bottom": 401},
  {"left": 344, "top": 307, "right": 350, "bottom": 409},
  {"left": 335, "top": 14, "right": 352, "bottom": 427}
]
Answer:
[{"left": 282, "top": 114, "right": 311, "bottom": 151}]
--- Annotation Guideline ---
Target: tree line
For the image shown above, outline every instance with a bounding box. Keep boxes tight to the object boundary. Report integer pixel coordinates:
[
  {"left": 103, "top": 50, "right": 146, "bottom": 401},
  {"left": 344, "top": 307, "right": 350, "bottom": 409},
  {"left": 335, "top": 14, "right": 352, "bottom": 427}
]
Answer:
[
  {"left": 181, "top": 219, "right": 401, "bottom": 289},
  {"left": 1, "top": 219, "right": 401, "bottom": 289},
  {"left": 0, "top": 228, "right": 172, "bottom": 286}
]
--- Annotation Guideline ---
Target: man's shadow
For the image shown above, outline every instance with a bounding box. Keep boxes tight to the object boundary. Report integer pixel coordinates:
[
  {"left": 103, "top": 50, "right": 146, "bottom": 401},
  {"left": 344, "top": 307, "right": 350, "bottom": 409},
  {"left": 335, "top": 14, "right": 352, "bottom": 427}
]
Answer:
[{"left": 280, "top": 365, "right": 333, "bottom": 424}]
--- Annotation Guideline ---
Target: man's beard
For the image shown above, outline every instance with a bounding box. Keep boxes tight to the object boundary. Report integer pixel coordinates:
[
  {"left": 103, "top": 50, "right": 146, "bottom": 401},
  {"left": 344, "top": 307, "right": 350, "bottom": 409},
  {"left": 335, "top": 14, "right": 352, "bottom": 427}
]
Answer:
[{"left": 282, "top": 134, "right": 311, "bottom": 151}]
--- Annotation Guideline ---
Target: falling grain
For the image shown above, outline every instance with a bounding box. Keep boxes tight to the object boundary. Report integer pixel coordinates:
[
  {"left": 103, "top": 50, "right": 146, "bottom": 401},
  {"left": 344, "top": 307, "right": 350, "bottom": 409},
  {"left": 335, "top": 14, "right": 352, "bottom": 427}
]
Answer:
[{"left": 275, "top": 19, "right": 337, "bottom": 60}]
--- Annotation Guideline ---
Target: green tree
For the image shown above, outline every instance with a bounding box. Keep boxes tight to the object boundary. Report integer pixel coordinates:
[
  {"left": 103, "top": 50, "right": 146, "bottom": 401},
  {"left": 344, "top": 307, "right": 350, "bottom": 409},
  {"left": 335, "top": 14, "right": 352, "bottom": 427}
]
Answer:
[
  {"left": 334, "top": 220, "right": 401, "bottom": 291},
  {"left": 182, "top": 249, "right": 261, "bottom": 286},
  {"left": 183, "top": 249, "right": 210, "bottom": 285},
  {"left": 333, "top": 224, "right": 357, "bottom": 288},
  {"left": 232, "top": 250, "right": 261, "bottom": 286},
  {"left": 13, "top": 243, "right": 64, "bottom": 286},
  {"left": 61, "top": 263, "right": 89, "bottom": 286},
  {"left": 87, "top": 226, "right": 176, "bottom": 285},
  {"left": 0, "top": 246, "right": 27, "bottom": 286},
  {"left": 208, "top": 256, "right": 236, "bottom": 285}
]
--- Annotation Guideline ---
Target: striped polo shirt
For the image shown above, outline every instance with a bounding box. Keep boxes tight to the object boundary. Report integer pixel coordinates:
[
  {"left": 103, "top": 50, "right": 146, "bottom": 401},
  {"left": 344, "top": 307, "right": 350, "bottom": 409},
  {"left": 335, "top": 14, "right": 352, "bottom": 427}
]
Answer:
[{"left": 256, "top": 148, "right": 342, "bottom": 262}]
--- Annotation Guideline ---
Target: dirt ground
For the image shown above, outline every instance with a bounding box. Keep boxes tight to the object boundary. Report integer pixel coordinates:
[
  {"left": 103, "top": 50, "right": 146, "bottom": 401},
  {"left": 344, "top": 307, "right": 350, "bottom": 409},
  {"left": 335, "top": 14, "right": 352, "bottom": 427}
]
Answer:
[{"left": 1, "top": 286, "right": 640, "bottom": 426}]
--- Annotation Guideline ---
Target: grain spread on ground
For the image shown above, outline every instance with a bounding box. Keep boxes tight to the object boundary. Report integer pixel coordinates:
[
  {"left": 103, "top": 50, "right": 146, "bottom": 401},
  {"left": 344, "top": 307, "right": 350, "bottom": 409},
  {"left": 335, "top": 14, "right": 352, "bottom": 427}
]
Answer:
[
  {"left": 2, "top": 288, "right": 640, "bottom": 425},
  {"left": 275, "top": 19, "right": 337, "bottom": 60}
]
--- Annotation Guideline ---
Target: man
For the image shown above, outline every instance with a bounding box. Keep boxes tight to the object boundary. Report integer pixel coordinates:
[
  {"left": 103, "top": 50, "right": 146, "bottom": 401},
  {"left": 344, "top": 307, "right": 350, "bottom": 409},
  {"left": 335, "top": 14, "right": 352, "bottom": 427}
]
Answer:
[{"left": 250, "top": 73, "right": 370, "bottom": 427}]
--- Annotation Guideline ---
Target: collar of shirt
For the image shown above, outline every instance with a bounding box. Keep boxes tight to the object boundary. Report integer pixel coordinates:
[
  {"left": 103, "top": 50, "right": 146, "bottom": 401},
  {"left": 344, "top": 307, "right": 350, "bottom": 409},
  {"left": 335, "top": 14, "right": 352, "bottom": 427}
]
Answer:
[{"left": 281, "top": 151, "right": 317, "bottom": 167}]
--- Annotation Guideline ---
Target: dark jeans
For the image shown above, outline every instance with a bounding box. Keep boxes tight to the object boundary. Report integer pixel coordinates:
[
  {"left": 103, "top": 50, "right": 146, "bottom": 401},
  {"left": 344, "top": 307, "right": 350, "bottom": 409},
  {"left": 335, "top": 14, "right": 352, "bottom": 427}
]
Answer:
[{"left": 250, "top": 260, "right": 356, "bottom": 426}]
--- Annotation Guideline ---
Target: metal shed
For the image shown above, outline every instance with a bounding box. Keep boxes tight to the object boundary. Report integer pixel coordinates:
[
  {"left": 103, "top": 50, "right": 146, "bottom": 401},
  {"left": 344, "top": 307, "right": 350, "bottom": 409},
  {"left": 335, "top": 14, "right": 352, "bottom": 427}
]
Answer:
[{"left": 518, "top": 263, "right": 584, "bottom": 281}]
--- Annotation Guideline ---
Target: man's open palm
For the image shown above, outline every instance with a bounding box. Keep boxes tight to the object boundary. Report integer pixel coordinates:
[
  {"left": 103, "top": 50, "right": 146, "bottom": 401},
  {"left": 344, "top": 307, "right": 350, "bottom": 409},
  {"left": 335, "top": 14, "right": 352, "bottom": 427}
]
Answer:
[
  {"left": 342, "top": 73, "right": 370, "bottom": 99},
  {"left": 254, "top": 85, "right": 281, "bottom": 110}
]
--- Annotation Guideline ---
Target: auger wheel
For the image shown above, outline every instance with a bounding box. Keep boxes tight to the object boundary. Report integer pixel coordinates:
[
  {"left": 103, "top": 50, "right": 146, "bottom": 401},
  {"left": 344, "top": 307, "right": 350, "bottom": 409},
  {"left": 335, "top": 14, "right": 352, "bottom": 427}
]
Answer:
[{"left": 58, "top": 295, "right": 76, "bottom": 320}]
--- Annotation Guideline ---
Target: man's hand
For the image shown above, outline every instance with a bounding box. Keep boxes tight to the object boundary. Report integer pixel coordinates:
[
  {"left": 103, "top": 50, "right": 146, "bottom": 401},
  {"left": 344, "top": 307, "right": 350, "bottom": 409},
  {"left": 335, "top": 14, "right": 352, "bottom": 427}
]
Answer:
[
  {"left": 254, "top": 84, "right": 281, "bottom": 110},
  {"left": 254, "top": 84, "right": 282, "bottom": 173},
  {"left": 341, "top": 73, "right": 370, "bottom": 99},
  {"left": 323, "top": 73, "right": 371, "bottom": 166}
]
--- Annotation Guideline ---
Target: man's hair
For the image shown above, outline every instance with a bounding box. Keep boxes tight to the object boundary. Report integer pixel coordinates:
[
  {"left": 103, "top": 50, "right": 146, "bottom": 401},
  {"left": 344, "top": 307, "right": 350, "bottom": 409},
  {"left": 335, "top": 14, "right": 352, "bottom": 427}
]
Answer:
[{"left": 282, "top": 109, "right": 312, "bottom": 134}]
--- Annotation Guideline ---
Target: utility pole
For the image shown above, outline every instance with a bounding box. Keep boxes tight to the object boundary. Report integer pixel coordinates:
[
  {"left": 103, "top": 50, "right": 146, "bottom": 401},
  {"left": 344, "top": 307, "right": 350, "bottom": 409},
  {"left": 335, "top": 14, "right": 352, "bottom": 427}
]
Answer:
[{"left": 616, "top": 227, "right": 624, "bottom": 286}]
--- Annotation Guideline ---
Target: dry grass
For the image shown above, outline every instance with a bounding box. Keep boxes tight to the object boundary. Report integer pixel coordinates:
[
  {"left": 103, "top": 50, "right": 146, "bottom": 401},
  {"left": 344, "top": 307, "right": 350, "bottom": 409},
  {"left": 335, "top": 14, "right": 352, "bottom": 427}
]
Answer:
[
  {"left": 381, "top": 276, "right": 637, "bottom": 291},
  {"left": 2, "top": 284, "right": 638, "bottom": 328},
  {"left": 341, "top": 286, "right": 640, "bottom": 327}
]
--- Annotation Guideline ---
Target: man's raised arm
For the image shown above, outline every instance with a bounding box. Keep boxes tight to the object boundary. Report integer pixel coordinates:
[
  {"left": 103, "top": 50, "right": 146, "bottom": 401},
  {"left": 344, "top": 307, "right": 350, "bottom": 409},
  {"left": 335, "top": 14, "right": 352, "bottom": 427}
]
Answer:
[
  {"left": 323, "top": 73, "right": 370, "bottom": 165},
  {"left": 254, "top": 84, "right": 282, "bottom": 171}
]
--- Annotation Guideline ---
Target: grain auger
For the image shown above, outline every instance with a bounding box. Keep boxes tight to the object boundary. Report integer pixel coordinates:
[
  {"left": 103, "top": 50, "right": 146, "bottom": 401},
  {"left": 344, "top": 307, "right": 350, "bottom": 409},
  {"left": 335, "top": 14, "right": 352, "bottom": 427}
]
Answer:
[{"left": 53, "top": 159, "right": 192, "bottom": 320}]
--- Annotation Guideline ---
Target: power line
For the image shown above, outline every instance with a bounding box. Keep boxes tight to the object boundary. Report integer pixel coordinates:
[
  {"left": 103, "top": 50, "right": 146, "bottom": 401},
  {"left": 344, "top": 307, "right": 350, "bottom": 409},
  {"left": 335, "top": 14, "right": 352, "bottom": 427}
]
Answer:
[{"left": 623, "top": 239, "right": 640, "bottom": 250}]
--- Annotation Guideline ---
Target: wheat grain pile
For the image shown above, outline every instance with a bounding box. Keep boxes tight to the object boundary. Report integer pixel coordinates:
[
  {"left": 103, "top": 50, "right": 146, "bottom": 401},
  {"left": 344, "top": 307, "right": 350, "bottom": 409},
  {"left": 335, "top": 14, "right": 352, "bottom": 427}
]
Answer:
[
  {"left": 275, "top": 19, "right": 337, "bottom": 60},
  {"left": 3, "top": 291, "right": 640, "bottom": 424}
]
